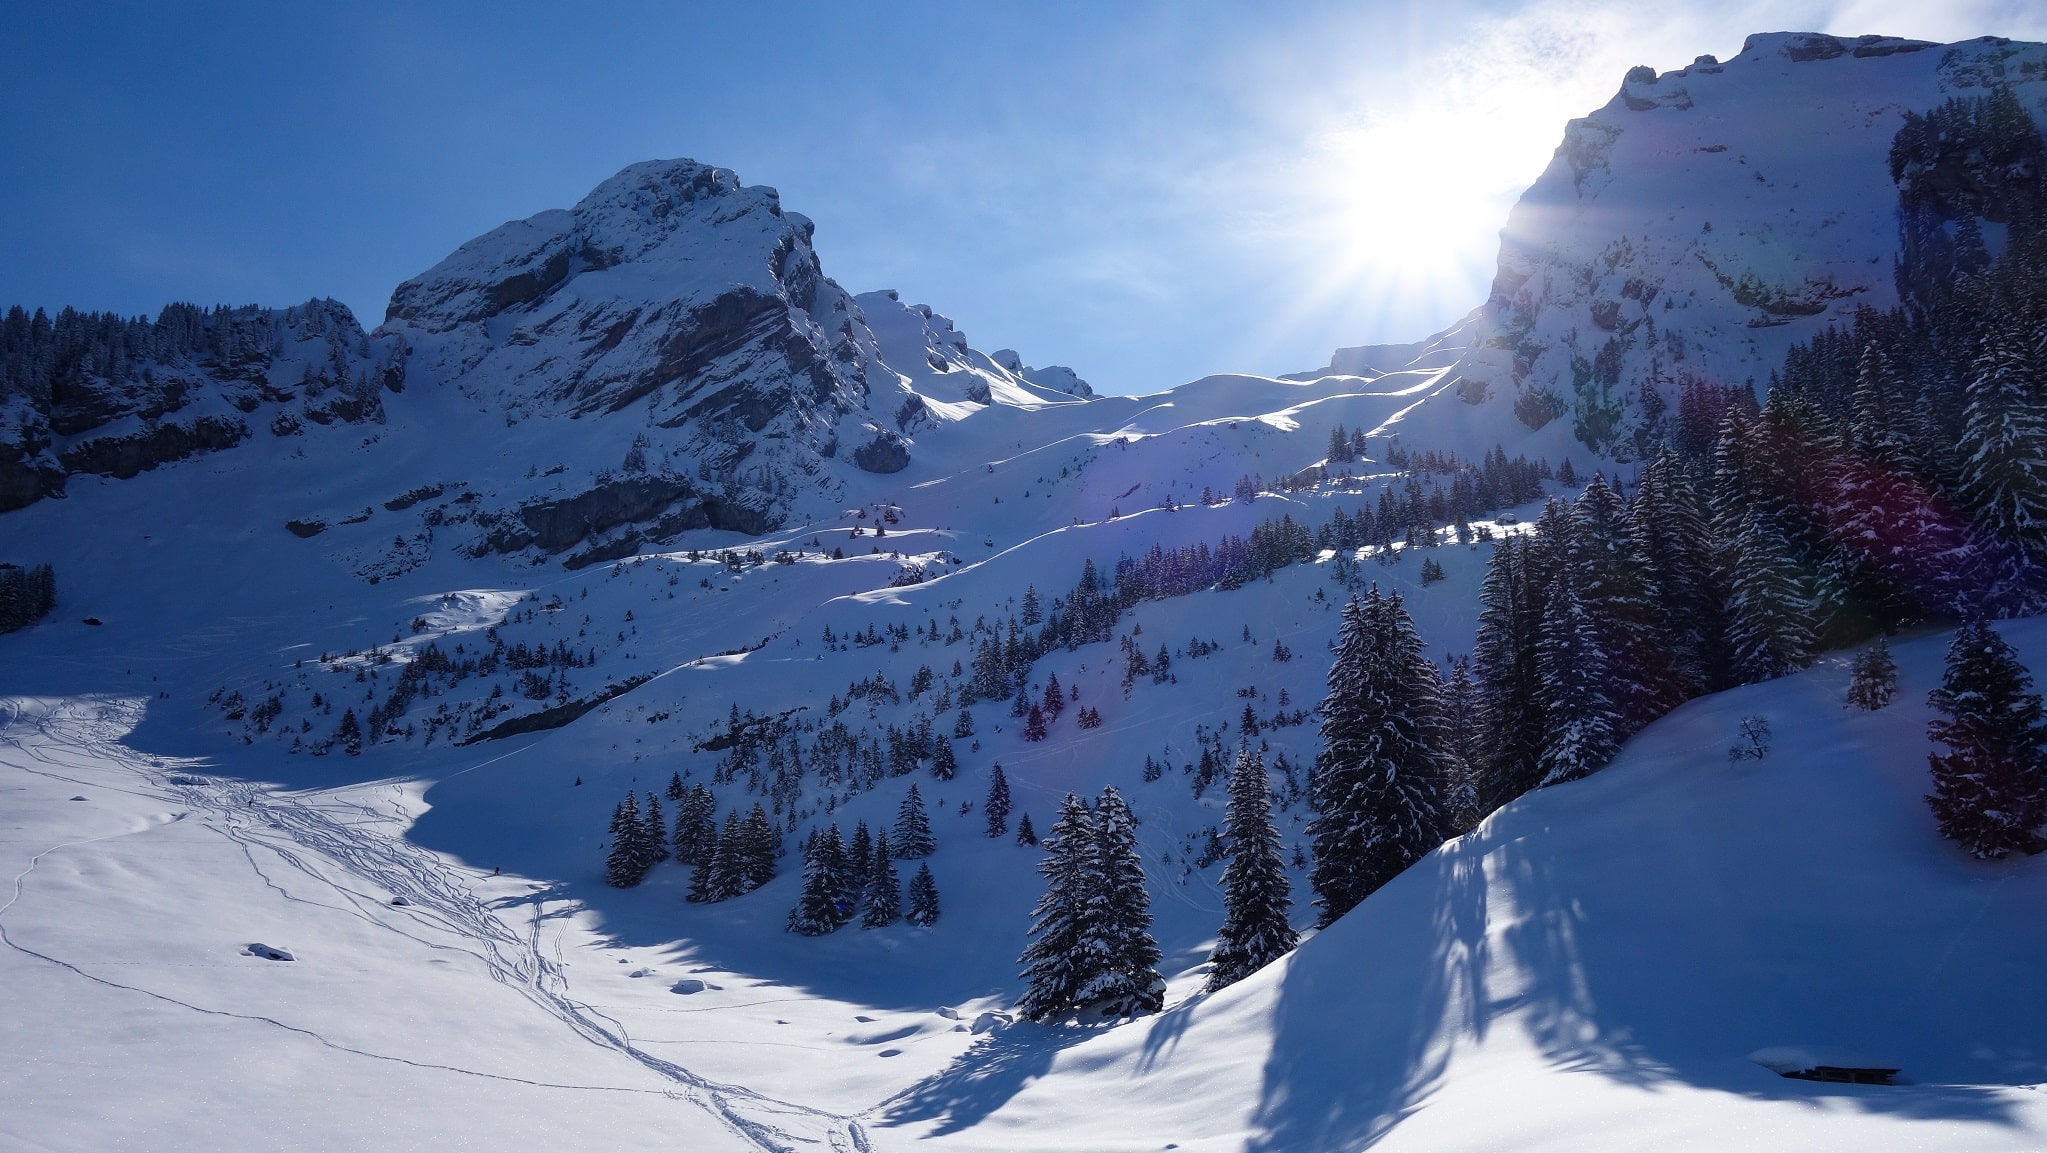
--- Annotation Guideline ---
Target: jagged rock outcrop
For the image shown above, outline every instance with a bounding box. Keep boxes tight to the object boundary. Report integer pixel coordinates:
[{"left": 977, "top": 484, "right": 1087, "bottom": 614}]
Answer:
[
  {"left": 375, "top": 160, "right": 1089, "bottom": 559},
  {"left": 1383, "top": 33, "right": 2046, "bottom": 461}
]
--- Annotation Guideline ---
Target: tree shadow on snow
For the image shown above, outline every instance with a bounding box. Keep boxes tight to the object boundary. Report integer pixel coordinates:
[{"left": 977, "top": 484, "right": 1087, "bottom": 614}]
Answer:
[
  {"left": 1246, "top": 780, "right": 2032, "bottom": 1152},
  {"left": 1245, "top": 832, "right": 1494, "bottom": 1153},
  {"left": 877, "top": 1020, "right": 1109, "bottom": 1136},
  {"left": 1485, "top": 800, "right": 2030, "bottom": 1129}
]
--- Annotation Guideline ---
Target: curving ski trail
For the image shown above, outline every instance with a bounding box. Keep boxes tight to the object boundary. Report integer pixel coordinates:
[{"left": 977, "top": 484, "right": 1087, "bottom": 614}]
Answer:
[{"left": 0, "top": 695, "right": 875, "bottom": 1153}]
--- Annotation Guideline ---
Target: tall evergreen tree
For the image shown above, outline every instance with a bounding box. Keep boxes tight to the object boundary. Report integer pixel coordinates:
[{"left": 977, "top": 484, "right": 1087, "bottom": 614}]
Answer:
[
  {"left": 931, "top": 735, "right": 958, "bottom": 780},
  {"left": 641, "top": 793, "right": 669, "bottom": 865},
  {"left": 605, "top": 793, "right": 650, "bottom": 888},
  {"left": 705, "top": 809, "right": 744, "bottom": 900},
  {"left": 1926, "top": 620, "right": 2047, "bottom": 858},
  {"left": 862, "top": 831, "right": 903, "bottom": 927},
  {"left": 687, "top": 819, "right": 719, "bottom": 902},
  {"left": 984, "top": 763, "right": 1012, "bottom": 837},
  {"left": 1207, "top": 749, "right": 1298, "bottom": 991},
  {"left": 906, "top": 863, "right": 941, "bottom": 926},
  {"left": 894, "top": 783, "right": 937, "bottom": 858},
  {"left": 1308, "top": 588, "right": 1446, "bottom": 926},
  {"left": 1959, "top": 323, "right": 2047, "bottom": 568},
  {"left": 674, "top": 784, "right": 716, "bottom": 865},
  {"left": 741, "top": 803, "right": 780, "bottom": 890},
  {"left": 1473, "top": 534, "right": 1546, "bottom": 808},
  {"left": 1846, "top": 638, "right": 1899, "bottom": 710},
  {"left": 1534, "top": 574, "right": 1624, "bottom": 786},
  {"left": 1079, "top": 786, "right": 1163, "bottom": 1016},
  {"left": 1437, "top": 656, "right": 1484, "bottom": 835},
  {"left": 788, "top": 824, "right": 853, "bottom": 934},
  {"left": 1016, "top": 793, "right": 1101, "bottom": 1022},
  {"left": 1722, "top": 509, "right": 1817, "bottom": 682},
  {"left": 1629, "top": 447, "right": 1726, "bottom": 693},
  {"left": 847, "top": 821, "right": 874, "bottom": 893}
]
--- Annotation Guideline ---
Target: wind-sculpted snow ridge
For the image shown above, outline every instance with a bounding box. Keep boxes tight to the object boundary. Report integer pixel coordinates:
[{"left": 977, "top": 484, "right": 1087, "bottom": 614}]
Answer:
[{"left": 1323, "top": 33, "right": 2047, "bottom": 463}]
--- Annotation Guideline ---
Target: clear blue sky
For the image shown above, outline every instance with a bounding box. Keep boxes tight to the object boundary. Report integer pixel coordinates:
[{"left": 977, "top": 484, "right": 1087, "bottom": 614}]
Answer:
[{"left": 3, "top": 1, "right": 2040, "bottom": 393}]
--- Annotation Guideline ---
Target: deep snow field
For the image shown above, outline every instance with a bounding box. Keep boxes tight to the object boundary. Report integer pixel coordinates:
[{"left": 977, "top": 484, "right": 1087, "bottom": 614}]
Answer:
[
  {"left": 6, "top": 477, "right": 2047, "bottom": 1150},
  {"left": 8, "top": 31, "right": 2047, "bottom": 1149}
]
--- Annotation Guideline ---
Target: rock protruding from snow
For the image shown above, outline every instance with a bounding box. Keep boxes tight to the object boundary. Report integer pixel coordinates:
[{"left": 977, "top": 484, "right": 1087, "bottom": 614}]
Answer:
[{"left": 244, "top": 943, "right": 295, "bottom": 961}]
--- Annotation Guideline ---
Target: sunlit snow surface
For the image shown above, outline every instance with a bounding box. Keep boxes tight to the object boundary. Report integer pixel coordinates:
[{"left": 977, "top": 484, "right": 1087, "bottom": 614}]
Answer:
[
  {"left": 7, "top": 615, "right": 2047, "bottom": 1150},
  {"left": 8, "top": 30, "right": 2047, "bottom": 1152}
]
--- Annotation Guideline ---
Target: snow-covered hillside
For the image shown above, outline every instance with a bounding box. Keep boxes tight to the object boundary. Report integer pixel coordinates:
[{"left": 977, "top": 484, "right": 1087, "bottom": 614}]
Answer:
[
  {"left": 5, "top": 28, "right": 2047, "bottom": 1153},
  {"left": 7, "top": 604, "right": 2044, "bottom": 1150}
]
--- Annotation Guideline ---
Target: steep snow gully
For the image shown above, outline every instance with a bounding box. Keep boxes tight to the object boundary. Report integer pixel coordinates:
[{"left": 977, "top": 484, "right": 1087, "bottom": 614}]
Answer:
[{"left": 0, "top": 696, "right": 873, "bottom": 1153}]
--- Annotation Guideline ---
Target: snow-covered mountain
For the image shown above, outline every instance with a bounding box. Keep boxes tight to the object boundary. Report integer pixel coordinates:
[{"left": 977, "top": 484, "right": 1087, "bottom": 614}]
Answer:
[
  {"left": 4, "top": 31, "right": 2046, "bottom": 1153},
  {"left": 1318, "top": 32, "right": 2047, "bottom": 459}
]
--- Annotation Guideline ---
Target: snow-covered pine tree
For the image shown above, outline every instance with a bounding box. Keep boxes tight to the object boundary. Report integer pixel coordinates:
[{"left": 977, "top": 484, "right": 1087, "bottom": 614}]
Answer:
[
  {"left": 708, "top": 809, "right": 745, "bottom": 900},
  {"left": 862, "top": 831, "right": 902, "bottom": 927},
  {"left": 1926, "top": 619, "right": 2047, "bottom": 858},
  {"left": 1079, "top": 786, "right": 1163, "bottom": 1017},
  {"left": 1023, "top": 703, "right": 1049, "bottom": 742},
  {"left": 1846, "top": 638, "right": 1899, "bottom": 710},
  {"left": 894, "top": 783, "right": 936, "bottom": 858},
  {"left": 931, "top": 735, "right": 958, "bottom": 780},
  {"left": 1960, "top": 324, "right": 2047, "bottom": 569},
  {"left": 1307, "top": 588, "right": 1446, "bottom": 927},
  {"left": 641, "top": 793, "right": 669, "bottom": 865},
  {"left": 788, "top": 824, "right": 852, "bottom": 934},
  {"left": 1629, "top": 447, "right": 1725, "bottom": 694},
  {"left": 1016, "top": 812, "right": 1038, "bottom": 845},
  {"left": 1016, "top": 793, "right": 1101, "bottom": 1022},
  {"left": 1437, "top": 656, "right": 1483, "bottom": 835},
  {"left": 847, "top": 821, "right": 873, "bottom": 893},
  {"left": 742, "top": 803, "right": 779, "bottom": 890},
  {"left": 984, "top": 763, "right": 1012, "bottom": 837},
  {"left": 1721, "top": 508, "right": 1817, "bottom": 683},
  {"left": 335, "top": 708, "right": 363, "bottom": 755},
  {"left": 1473, "top": 534, "right": 1546, "bottom": 809},
  {"left": 1569, "top": 474, "right": 1665, "bottom": 728},
  {"left": 687, "top": 818, "right": 719, "bottom": 902},
  {"left": 674, "top": 784, "right": 716, "bottom": 865},
  {"left": 906, "top": 863, "right": 941, "bottom": 926},
  {"left": 604, "top": 794, "right": 648, "bottom": 888},
  {"left": 1207, "top": 748, "right": 1297, "bottom": 991},
  {"left": 1535, "top": 574, "right": 1623, "bottom": 786},
  {"left": 665, "top": 771, "right": 685, "bottom": 802}
]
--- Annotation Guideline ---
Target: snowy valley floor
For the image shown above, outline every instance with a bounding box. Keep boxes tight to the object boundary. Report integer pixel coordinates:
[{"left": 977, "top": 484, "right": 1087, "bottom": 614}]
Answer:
[{"left": 6, "top": 622, "right": 2047, "bottom": 1152}]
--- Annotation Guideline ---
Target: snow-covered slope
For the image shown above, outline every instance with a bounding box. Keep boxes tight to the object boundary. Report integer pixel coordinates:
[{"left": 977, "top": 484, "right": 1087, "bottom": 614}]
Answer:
[
  {"left": 887, "top": 622, "right": 2047, "bottom": 1152},
  {"left": 5, "top": 30, "right": 2047, "bottom": 1153},
  {"left": 7, "top": 616, "right": 2044, "bottom": 1150}
]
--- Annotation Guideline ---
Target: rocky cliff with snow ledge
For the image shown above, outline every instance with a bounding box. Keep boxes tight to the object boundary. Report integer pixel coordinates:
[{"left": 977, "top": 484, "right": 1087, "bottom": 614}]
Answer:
[
  {"left": 375, "top": 159, "right": 1092, "bottom": 549},
  {"left": 1327, "top": 32, "right": 2047, "bottom": 460}
]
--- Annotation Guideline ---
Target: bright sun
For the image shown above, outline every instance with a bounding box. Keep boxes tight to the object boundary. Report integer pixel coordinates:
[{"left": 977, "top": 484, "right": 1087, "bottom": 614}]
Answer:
[{"left": 1297, "top": 97, "right": 1568, "bottom": 327}]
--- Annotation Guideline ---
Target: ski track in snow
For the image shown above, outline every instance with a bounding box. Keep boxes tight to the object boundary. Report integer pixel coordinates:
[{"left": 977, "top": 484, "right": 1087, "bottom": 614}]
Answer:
[{"left": 0, "top": 695, "right": 875, "bottom": 1153}]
